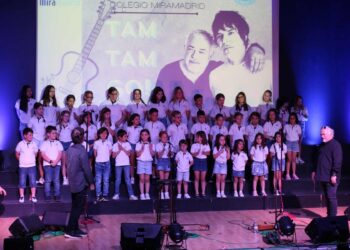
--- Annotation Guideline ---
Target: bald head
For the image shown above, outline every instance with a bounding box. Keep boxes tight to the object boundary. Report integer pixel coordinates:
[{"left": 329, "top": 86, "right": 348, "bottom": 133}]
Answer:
[{"left": 320, "top": 126, "right": 334, "bottom": 143}]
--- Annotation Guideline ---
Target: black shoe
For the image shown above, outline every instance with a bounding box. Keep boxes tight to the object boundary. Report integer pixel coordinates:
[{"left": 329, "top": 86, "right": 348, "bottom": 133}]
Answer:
[
  {"left": 44, "top": 195, "right": 51, "bottom": 202},
  {"left": 64, "top": 231, "right": 82, "bottom": 239},
  {"left": 75, "top": 229, "right": 87, "bottom": 237},
  {"left": 54, "top": 195, "right": 61, "bottom": 202}
]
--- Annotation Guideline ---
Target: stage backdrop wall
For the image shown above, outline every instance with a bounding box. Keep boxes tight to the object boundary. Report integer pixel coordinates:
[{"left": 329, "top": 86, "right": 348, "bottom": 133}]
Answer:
[{"left": 0, "top": 0, "right": 350, "bottom": 170}]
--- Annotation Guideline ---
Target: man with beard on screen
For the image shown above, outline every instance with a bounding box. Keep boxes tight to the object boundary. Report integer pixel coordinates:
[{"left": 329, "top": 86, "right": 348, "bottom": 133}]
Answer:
[{"left": 156, "top": 28, "right": 265, "bottom": 109}]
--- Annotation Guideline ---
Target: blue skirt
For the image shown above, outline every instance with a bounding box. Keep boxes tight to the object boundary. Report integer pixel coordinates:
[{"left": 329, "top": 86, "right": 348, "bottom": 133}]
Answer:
[
  {"left": 193, "top": 158, "right": 207, "bottom": 171},
  {"left": 251, "top": 161, "right": 268, "bottom": 176}
]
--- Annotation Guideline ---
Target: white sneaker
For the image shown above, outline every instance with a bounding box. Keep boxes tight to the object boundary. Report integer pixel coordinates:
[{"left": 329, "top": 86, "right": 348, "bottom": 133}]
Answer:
[
  {"left": 239, "top": 191, "right": 244, "bottom": 197},
  {"left": 38, "top": 177, "right": 45, "bottom": 185},
  {"left": 145, "top": 193, "right": 150, "bottom": 200},
  {"left": 253, "top": 191, "right": 258, "bottom": 197},
  {"left": 112, "top": 194, "right": 119, "bottom": 200},
  {"left": 285, "top": 174, "right": 291, "bottom": 180},
  {"left": 160, "top": 192, "right": 165, "bottom": 200},
  {"left": 275, "top": 190, "right": 280, "bottom": 196},
  {"left": 216, "top": 192, "right": 221, "bottom": 198},
  {"left": 164, "top": 192, "right": 170, "bottom": 199},
  {"left": 177, "top": 194, "right": 182, "bottom": 199},
  {"left": 19, "top": 197, "right": 24, "bottom": 203},
  {"left": 234, "top": 191, "right": 238, "bottom": 197},
  {"left": 130, "top": 177, "right": 135, "bottom": 184},
  {"left": 140, "top": 194, "right": 146, "bottom": 200},
  {"left": 292, "top": 174, "right": 299, "bottom": 180},
  {"left": 129, "top": 195, "right": 138, "bottom": 200},
  {"left": 221, "top": 192, "right": 227, "bottom": 198},
  {"left": 298, "top": 157, "right": 305, "bottom": 164},
  {"left": 63, "top": 177, "right": 69, "bottom": 185},
  {"left": 184, "top": 193, "right": 191, "bottom": 199},
  {"left": 31, "top": 197, "right": 38, "bottom": 203},
  {"left": 261, "top": 191, "right": 267, "bottom": 197}
]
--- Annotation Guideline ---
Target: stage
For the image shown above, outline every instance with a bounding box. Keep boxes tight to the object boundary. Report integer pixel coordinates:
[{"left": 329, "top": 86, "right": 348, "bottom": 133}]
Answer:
[{"left": 1, "top": 207, "right": 349, "bottom": 250}]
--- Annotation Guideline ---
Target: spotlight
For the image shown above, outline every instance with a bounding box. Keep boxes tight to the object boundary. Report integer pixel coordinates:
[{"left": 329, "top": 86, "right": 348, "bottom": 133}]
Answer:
[
  {"left": 168, "top": 223, "right": 185, "bottom": 244},
  {"left": 276, "top": 216, "right": 295, "bottom": 236}
]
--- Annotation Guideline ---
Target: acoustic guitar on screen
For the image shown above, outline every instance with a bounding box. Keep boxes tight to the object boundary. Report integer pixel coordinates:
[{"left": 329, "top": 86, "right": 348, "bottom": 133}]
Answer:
[{"left": 42, "top": 0, "right": 116, "bottom": 100}]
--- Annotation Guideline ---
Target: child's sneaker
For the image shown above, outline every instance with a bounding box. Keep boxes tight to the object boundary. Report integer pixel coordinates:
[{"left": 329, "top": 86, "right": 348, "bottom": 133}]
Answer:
[
  {"left": 129, "top": 195, "right": 138, "bottom": 200},
  {"left": 160, "top": 192, "right": 165, "bottom": 200},
  {"left": 261, "top": 191, "right": 267, "bottom": 197},
  {"left": 184, "top": 193, "right": 191, "bottom": 199},
  {"left": 252, "top": 191, "right": 258, "bottom": 197},
  {"left": 234, "top": 191, "right": 239, "bottom": 197},
  {"left": 285, "top": 174, "right": 291, "bottom": 180},
  {"left": 130, "top": 177, "right": 135, "bottom": 185},
  {"left": 102, "top": 196, "right": 109, "bottom": 202},
  {"left": 31, "top": 197, "right": 38, "bottom": 203},
  {"left": 38, "top": 177, "right": 45, "bottom": 185},
  {"left": 216, "top": 192, "right": 221, "bottom": 198},
  {"left": 96, "top": 196, "right": 103, "bottom": 202},
  {"left": 63, "top": 177, "right": 69, "bottom": 185},
  {"left": 177, "top": 194, "right": 182, "bottom": 199},
  {"left": 164, "top": 192, "right": 170, "bottom": 199},
  {"left": 145, "top": 193, "right": 150, "bottom": 200},
  {"left": 140, "top": 194, "right": 146, "bottom": 200},
  {"left": 19, "top": 197, "right": 24, "bottom": 203},
  {"left": 239, "top": 191, "right": 244, "bottom": 197},
  {"left": 112, "top": 194, "right": 119, "bottom": 200},
  {"left": 221, "top": 191, "right": 227, "bottom": 198},
  {"left": 292, "top": 174, "right": 299, "bottom": 180}
]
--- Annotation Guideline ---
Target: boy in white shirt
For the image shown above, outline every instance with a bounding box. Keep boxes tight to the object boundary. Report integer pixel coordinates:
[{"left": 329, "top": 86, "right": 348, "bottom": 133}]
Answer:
[
  {"left": 229, "top": 112, "right": 246, "bottom": 148},
  {"left": 167, "top": 111, "right": 188, "bottom": 152},
  {"left": 94, "top": 127, "right": 112, "bottom": 202},
  {"left": 176, "top": 140, "right": 193, "bottom": 199},
  {"left": 209, "top": 114, "right": 228, "bottom": 144},
  {"left": 144, "top": 108, "right": 166, "bottom": 145},
  {"left": 190, "top": 94, "right": 205, "bottom": 125},
  {"left": 191, "top": 110, "right": 210, "bottom": 142},
  {"left": 15, "top": 128, "right": 38, "bottom": 203},
  {"left": 40, "top": 126, "right": 63, "bottom": 201},
  {"left": 209, "top": 93, "right": 231, "bottom": 127},
  {"left": 245, "top": 112, "right": 263, "bottom": 151},
  {"left": 112, "top": 129, "right": 138, "bottom": 200}
]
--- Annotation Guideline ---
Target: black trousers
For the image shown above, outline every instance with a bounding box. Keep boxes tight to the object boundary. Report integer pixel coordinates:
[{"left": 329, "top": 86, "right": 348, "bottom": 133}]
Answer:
[
  {"left": 67, "top": 187, "right": 87, "bottom": 232},
  {"left": 320, "top": 181, "right": 338, "bottom": 217}
]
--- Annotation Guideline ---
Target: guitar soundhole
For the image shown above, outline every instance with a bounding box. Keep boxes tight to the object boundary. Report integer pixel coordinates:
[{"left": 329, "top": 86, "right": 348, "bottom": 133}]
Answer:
[{"left": 67, "top": 70, "right": 81, "bottom": 84}]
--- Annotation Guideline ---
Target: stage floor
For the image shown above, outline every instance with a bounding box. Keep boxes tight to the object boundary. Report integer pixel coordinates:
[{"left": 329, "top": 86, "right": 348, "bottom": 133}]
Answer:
[{"left": 0, "top": 207, "right": 348, "bottom": 250}]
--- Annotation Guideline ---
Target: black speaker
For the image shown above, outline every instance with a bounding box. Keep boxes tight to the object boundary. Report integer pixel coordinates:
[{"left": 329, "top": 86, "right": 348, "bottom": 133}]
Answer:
[
  {"left": 9, "top": 214, "right": 45, "bottom": 237},
  {"left": 120, "top": 223, "right": 163, "bottom": 250},
  {"left": 42, "top": 211, "right": 70, "bottom": 228},
  {"left": 305, "top": 216, "right": 350, "bottom": 243},
  {"left": 4, "top": 237, "right": 34, "bottom": 250}
]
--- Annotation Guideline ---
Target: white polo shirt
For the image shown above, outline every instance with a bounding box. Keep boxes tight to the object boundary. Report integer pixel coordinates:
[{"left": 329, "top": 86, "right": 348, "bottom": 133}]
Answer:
[
  {"left": 168, "top": 100, "right": 190, "bottom": 124},
  {"left": 213, "top": 146, "right": 228, "bottom": 164},
  {"left": 190, "top": 143, "right": 210, "bottom": 159},
  {"left": 28, "top": 116, "right": 46, "bottom": 141},
  {"left": 231, "top": 151, "right": 248, "bottom": 171},
  {"left": 99, "top": 100, "right": 125, "bottom": 127},
  {"left": 61, "top": 106, "right": 79, "bottom": 127},
  {"left": 156, "top": 142, "right": 174, "bottom": 159},
  {"left": 283, "top": 124, "right": 301, "bottom": 142},
  {"left": 250, "top": 146, "right": 268, "bottom": 162},
  {"left": 42, "top": 101, "right": 59, "bottom": 126},
  {"left": 15, "top": 140, "right": 38, "bottom": 168},
  {"left": 210, "top": 125, "right": 228, "bottom": 141},
  {"left": 209, "top": 105, "right": 231, "bottom": 123},
  {"left": 113, "top": 141, "right": 132, "bottom": 166},
  {"left": 40, "top": 140, "right": 63, "bottom": 166},
  {"left": 257, "top": 103, "right": 275, "bottom": 121},
  {"left": 228, "top": 123, "right": 246, "bottom": 143},
  {"left": 78, "top": 103, "right": 99, "bottom": 124},
  {"left": 147, "top": 101, "right": 167, "bottom": 119},
  {"left": 127, "top": 102, "right": 147, "bottom": 124},
  {"left": 245, "top": 124, "right": 263, "bottom": 143},
  {"left": 167, "top": 123, "right": 188, "bottom": 152},
  {"left": 175, "top": 151, "right": 193, "bottom": 172},
  {"left": 263, "top": 121, "right": 282, "bottom": 138},
  {"left": 190, "top": 105, "right": 204, "bottom": 119},
  {"left": 93, "top": 139, "right": 112, "bottom": 163},
  {"left": 15, "top": 98, "right": 36, "bottom": 124},
  {"left": 270, "top": 143, "right": 287, "bottom": 160},
  {"left": 144, "top": 121, "right": 165, "bottom": 144},
  {"left": 230, "top": 105, "right": 252, "bottom": 126},
  {"left": 80, "top": 123, "right": 97, "bottom": 141},
  {"left": 191, "top": 122, "right": 210, "bottom": 139},
  {"left": 56, "top": 123, "right": 74, "bottom": 142},
  {"left": 135, "top": 142, "right": 155, "bottom": 161},
  {"left": 126, "top": 125, "right": 143, "bottom": 144}
]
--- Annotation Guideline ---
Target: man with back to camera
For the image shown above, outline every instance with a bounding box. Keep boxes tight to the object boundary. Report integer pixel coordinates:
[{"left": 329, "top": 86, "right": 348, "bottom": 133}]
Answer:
[
  {"left": 64, "top": 127, "right": 95, "bottom": 238},
  {"left": 312, "top": 126, "right": 342, "bottom": 217}
]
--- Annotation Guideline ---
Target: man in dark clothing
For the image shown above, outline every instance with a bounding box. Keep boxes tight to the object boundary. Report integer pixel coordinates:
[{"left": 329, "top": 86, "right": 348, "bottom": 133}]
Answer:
[
  {"left": 312, "top": 126, "right": 342, "bottom": 217},
  {"left": 65, "top": 127, "right": 95, "bottom": 238}
]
